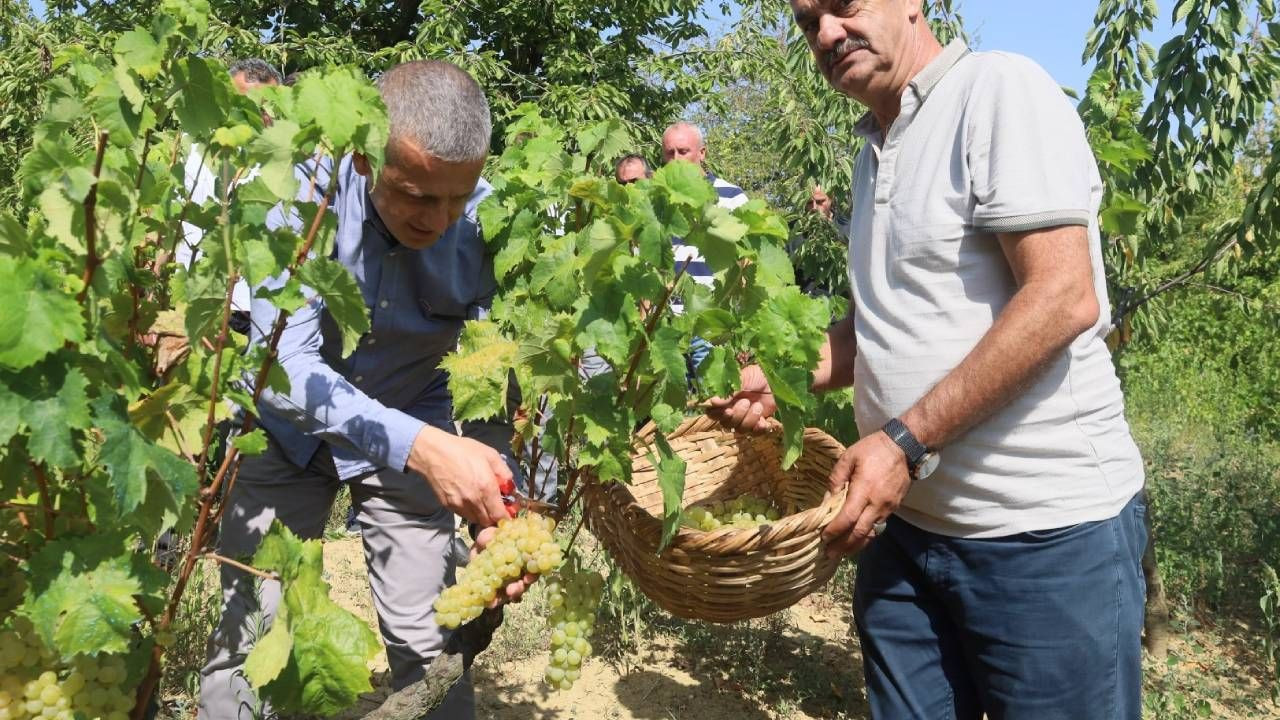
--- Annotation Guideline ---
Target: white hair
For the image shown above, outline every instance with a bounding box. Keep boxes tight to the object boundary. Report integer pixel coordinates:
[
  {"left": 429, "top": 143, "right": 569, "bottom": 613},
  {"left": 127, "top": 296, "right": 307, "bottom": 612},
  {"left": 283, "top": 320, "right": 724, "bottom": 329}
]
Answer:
[
  {"left": 378, "top": 60, "right": 491, "bottom": 164},
  {"left": 662, "top": 121, "right": 705, "bottom": 148}
]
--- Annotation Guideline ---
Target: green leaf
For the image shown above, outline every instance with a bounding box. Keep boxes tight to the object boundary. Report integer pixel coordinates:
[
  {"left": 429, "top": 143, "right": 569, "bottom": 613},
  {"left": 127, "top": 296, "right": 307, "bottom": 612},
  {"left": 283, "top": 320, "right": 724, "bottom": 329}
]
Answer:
[
  {"left": 21, "top": 136, "right": 96, "bottom": 202},
  {"left": 234, "top": 428, "right": 269, "bottom": 456},
  {"left": 653, "top": 161, "right": 716, "bottom": 209},
  {"left": 0, "top": 257, "right": 86, "bottom": 371},
  {"left": 440, "top": 321, "right": 517, "bottom": 422},
  {"left": 114, "top": 29, "right": 164, "bottom": 80},
  {"left": 24, "top": 537, "right": 142, "bottom": 656},
  {"left": 0, "top": 212, "right": 30, "bottom": 255},
  {"left": 243, "top": 619, "right": 294, "bottom": 687},
  {"left": 245, "top": 522, "right": 381, "bottom": 715},
  {"left": 696, "top": 345, "right": 740, "bottom": 399},
  {"left": 171, "top": 57, "right": 230, "bottom": 137},
  {"left": 653, "top": 433, "right": 687, "bottom": 553},
  {"left": 256, "top": 277, "right": 309, "bottom": 314},
  {"left": 93, "top": 397, "right": 199, "bottom": 526},
  {"left": 7, "top": 364, "right": 92, "bottom": 468},
  {"left": 296, "top": 258, "right": 370, "bottom": 357},
  {"left": 294, "top": 69, "right": 385, "bottom": 154},
  {"left": 247, "top": 120, "right": 302, "bottom": 201}
]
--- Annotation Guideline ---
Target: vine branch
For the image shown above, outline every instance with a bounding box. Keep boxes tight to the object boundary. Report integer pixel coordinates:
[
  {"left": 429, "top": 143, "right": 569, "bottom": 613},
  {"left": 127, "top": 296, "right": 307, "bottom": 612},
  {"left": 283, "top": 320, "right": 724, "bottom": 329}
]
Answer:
[
  {"left": 202, "top": 552, "right": 279, "bottom": 581},
  {"left": 75, "top": 130, "right": 110, "bottom": 305}
]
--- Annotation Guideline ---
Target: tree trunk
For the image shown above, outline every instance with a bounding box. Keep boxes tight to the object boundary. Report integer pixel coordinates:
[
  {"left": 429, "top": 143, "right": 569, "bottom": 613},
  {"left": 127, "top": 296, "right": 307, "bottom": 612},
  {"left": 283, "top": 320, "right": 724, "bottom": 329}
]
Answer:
[
  {"left": 1141, "top": 493, "right": 1172, "bottom": 659},
  {"left": 358, "top": 606, "right": 504, "bottom": 720}
]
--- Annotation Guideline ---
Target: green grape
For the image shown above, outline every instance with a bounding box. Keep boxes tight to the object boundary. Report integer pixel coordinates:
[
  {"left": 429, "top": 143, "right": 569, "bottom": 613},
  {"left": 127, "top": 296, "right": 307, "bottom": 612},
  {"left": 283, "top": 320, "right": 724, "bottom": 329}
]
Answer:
[
  {"left": 542, "top": 555, "right": 603, "bottom": 692},
  {"left": 434, "top": 515, "right": 560, "bottom": 629},
  {"left": 680, "top": 493, "right": 784, "bottom": 531}
]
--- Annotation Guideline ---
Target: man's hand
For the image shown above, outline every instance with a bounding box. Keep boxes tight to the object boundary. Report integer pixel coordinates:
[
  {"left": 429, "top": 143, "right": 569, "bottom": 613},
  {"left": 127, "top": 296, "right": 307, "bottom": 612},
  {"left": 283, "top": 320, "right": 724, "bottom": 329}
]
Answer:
[
  {"left": 408, "top": 425, "right": 512, "bottom": 527},
  {"left": 705, "top": 365, "right": 779, "bottom": 433},
  {"left": 472, "top": 526, "right": 539, "bottom": 606},
  {"left": 821, "top": 431, "right": 913, "bottom": 557}
]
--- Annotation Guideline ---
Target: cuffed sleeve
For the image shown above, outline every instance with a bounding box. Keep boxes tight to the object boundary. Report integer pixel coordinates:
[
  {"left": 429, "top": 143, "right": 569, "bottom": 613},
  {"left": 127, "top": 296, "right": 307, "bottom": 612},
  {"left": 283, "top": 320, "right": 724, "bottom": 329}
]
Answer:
[{"left": 965, "top": 54, "right": 1097, "bottom": 234}]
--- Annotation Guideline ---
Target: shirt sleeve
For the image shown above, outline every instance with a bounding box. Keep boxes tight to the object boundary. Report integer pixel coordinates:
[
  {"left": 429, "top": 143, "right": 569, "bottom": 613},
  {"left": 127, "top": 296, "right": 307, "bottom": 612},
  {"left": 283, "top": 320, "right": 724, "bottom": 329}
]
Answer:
[
  {"left": 248, "top": 158, "right": 425, "bottom": 472},
  {"left": 965, "top": 54, "right": 1096, "bottom": 234}
]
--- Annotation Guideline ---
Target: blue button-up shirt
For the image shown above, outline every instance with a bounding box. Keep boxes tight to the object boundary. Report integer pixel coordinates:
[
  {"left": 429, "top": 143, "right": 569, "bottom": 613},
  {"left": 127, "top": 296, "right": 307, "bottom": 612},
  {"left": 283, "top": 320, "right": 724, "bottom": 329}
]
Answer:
[{"left": 250, "top": 155, "right": 496, "bottom": 481}]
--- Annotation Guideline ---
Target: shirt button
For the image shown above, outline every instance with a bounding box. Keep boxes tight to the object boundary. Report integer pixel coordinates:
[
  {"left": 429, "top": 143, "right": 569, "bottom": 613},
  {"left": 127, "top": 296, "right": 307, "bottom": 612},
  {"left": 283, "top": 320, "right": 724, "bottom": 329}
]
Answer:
[
  {"left": 354, "top": 375, "right": 364, "bottom": 383},
  {"left": 379, "top": 300, "right": 389, "bottom": 308},
  {"left": 366, "top": 336, "right": 376, "bottom": 346}
]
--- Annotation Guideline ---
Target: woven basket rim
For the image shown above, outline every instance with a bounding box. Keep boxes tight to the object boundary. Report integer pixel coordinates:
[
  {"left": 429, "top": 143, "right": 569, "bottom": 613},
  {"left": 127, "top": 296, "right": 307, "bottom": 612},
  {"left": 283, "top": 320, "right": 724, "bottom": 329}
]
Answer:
[{"left": 597, "top": 415, "right": 848, "bottom": 555}]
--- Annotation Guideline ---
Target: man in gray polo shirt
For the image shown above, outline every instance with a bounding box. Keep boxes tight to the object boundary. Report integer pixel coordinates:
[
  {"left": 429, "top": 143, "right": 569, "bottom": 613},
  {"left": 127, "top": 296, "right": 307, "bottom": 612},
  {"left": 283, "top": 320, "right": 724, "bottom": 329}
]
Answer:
[{"left": 710, "top": 1, "right": 1147, "bottom": 717}]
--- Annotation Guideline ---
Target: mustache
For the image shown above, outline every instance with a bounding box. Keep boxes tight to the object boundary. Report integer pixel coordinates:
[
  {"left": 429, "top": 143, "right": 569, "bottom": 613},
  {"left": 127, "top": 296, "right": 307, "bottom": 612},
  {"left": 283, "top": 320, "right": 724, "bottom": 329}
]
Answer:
[{"left": 826, "top": 36, "right": 870, "bottom": 72}]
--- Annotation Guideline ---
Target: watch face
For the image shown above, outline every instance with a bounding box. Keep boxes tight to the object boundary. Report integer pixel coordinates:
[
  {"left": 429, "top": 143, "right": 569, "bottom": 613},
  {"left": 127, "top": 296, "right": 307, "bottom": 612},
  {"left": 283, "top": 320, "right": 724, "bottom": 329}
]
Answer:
[{"left": 916, "top": 452, "right": 940, "bottom": 480}]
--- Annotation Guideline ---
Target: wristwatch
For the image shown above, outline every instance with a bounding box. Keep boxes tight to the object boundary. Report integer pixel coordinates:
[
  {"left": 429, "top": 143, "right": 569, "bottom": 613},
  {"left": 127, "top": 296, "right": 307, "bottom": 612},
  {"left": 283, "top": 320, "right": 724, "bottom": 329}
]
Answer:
[{"left": 881, "top": 418, "right": 939, "bottom": 481}]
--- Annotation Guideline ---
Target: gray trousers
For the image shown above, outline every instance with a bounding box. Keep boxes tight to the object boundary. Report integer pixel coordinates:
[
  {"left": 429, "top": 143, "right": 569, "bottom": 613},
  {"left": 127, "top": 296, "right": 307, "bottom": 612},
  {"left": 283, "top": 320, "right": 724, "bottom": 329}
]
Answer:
[{"left": 197, "top": 435, "right": 474, "bottom": 720}]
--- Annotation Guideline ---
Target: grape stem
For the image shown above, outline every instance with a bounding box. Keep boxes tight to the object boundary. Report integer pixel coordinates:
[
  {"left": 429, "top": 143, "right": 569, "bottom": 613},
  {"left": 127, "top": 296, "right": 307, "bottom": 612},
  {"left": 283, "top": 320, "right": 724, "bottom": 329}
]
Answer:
[{"left": 202, "top": 552, "right": 279, "bottom": 581}]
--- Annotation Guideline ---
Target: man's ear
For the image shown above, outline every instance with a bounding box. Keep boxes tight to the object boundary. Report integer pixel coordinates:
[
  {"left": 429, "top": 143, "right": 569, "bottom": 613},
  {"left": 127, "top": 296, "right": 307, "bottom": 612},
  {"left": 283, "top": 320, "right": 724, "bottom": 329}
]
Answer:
[{"left": 352, "top": 152, "right": 372, "bottom": 178}]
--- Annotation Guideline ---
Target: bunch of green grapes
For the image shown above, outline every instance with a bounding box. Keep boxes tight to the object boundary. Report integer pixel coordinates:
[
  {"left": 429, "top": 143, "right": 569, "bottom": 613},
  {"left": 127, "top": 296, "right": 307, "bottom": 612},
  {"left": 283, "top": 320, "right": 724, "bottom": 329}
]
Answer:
[
  {"left": 542, "top": 558, "right": 604, "bottom": 691},
  {"left": 0, "top": 618, "right": 134, "bottom": 720},
  {"left": 434, "top": 514, "right": 563, "bottom": 629},
  {"left": 681, "top": 494, "right": 783, "bottom": 531}
]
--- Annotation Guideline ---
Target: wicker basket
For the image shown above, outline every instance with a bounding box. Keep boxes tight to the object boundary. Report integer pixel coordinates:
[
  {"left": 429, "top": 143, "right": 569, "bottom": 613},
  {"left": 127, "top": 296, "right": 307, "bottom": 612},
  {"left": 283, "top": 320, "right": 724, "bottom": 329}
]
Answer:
[{"left": 583, "top": 415, "right": 847, "bottom": 623}]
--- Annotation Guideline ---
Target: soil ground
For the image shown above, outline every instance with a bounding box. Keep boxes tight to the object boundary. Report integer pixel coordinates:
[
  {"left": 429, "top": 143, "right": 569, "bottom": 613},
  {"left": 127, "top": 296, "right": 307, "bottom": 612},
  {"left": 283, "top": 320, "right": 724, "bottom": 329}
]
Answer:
[{"left": 320, "top": 536, "right": 1280, "bottom": 720}]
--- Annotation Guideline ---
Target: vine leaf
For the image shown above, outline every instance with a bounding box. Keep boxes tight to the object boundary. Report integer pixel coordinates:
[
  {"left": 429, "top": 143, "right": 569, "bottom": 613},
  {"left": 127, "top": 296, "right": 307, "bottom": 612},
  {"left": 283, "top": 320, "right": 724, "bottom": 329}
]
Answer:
[
  {"left": 653, "top": 160, "right": 716, "bottom": 209},
  {"left": 296, "top": 257, "right": 370, "bottom": 357},
  {"left": 245, "top": 522, "right": 382, "bottom": 715},
  {"left": 0, "top": 257, "right": 86, "bottom": 371},
  {"left": 24, "top": 537, "right": 143, "bottom": 657},
  {"left": 653, "top": 433, "right": 688, "bottom": 553},
  {"left": 441, "top": 321, "right": 517, "bottom": 422},
  {"left": 93, "top": 397, "right": 198, "bottom": 529},
  {"left": 13, "top": 363, "right": 91, "bottom": 468}
]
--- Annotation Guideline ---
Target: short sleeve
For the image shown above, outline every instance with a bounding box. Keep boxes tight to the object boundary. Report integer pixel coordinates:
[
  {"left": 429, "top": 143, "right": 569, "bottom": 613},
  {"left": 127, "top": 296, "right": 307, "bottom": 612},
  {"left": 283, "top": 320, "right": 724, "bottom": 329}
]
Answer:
[{"left": 965, "top": 54, "right": 1096, "bottom": 234}]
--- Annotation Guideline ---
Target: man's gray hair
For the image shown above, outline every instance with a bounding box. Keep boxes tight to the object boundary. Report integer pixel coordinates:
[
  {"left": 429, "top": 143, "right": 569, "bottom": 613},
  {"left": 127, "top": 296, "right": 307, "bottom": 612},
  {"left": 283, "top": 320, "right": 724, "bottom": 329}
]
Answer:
[
  {"left": 663, "top": 121, "right": 705, "bottom": 148},
  {"left": 378, "top": 60, "right": 492, "bottom": 164},
  {"left": 228, "top": 58, "right": 282, "bottom": 84}
]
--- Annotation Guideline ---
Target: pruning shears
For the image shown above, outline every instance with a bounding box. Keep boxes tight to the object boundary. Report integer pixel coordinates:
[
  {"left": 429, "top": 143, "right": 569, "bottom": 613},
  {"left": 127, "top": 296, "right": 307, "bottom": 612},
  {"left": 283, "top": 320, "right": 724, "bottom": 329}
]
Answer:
[{"left": 496, "top": 475, "right": 556, "bottom": 517}]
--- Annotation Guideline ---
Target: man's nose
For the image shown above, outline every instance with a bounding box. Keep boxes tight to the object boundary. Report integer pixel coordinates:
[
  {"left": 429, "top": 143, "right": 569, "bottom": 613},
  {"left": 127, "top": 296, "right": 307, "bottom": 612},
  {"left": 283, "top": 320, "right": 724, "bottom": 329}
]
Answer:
[
  {"left": 816, "top": 14, "right": 845, "bottom": 51},
  {"left": 419, "top": 205, "right": 452, "bottom": 234}
]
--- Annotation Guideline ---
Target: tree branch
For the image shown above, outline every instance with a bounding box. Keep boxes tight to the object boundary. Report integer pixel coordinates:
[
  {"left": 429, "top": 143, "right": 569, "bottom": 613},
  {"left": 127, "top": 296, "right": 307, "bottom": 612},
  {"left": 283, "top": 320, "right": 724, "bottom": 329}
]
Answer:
[{"left": 75, "top": 131, "right": 110, "bottom": 305}]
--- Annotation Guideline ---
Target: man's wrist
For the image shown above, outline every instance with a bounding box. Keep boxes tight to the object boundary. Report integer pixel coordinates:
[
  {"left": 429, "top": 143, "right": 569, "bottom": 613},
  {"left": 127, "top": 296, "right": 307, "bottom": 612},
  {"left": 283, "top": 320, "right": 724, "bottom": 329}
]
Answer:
[{"left": 881, "top": 417, "right": 939, "bottom": 481}]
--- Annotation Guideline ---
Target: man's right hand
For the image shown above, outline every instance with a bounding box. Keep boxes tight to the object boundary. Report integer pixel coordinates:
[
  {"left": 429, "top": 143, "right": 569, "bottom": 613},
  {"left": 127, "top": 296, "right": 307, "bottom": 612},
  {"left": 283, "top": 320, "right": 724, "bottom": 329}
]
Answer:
[
  {"left": 705, "top": 365, "right": 779, "bottom": 433},
  {"left": 407, "top": 424, "right": 512, "bottom": 527}
]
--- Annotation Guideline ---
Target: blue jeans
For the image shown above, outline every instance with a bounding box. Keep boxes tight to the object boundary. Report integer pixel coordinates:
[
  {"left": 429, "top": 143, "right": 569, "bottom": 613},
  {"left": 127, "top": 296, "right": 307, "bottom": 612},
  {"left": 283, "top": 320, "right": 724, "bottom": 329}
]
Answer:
[{"left": 854, "top": 493, "right": 1147, "bottom": 720}]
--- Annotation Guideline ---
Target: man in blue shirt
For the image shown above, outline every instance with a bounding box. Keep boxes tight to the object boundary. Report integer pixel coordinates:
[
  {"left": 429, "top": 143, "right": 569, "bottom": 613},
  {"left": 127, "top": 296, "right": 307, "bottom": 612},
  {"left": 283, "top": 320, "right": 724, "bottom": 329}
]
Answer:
[{"left": 199, "top": 60, "right": 521, "bottom": 720}]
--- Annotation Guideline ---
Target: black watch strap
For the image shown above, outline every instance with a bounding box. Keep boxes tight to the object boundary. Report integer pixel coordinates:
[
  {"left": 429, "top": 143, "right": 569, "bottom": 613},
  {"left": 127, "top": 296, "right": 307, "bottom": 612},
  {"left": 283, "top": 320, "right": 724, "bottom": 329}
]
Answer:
[{"left": 882, "top": 418, "right": 928, "bottom": 470}]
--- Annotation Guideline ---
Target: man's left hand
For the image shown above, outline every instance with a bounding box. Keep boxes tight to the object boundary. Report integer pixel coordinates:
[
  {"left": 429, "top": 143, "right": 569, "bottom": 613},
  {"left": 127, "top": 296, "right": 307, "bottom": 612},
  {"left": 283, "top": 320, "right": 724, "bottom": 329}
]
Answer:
[
  {"left": 821, "top": 431, "right": 913, "bottom": 557},
  {"left": 472, "top": 526, "right": 539, "bottom": 606}
]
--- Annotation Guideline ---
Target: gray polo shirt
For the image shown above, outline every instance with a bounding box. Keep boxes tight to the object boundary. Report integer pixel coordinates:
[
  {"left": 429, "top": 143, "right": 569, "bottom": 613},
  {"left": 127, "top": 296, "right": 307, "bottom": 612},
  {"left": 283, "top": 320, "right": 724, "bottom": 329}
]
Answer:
[{"left": 846, "top": 40, "right": 1144, "bottom": 538}]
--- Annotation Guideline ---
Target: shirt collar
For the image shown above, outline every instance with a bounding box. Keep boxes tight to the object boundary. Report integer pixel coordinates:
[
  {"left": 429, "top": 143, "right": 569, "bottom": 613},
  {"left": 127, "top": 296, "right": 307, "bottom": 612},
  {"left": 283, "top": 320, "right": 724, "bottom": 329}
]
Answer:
[
  {"left": 852, "top": 38, "right": 971, "bottom": 139},
  {"left": 363, "top": 191, "right": 400, "bottom": 250}
]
